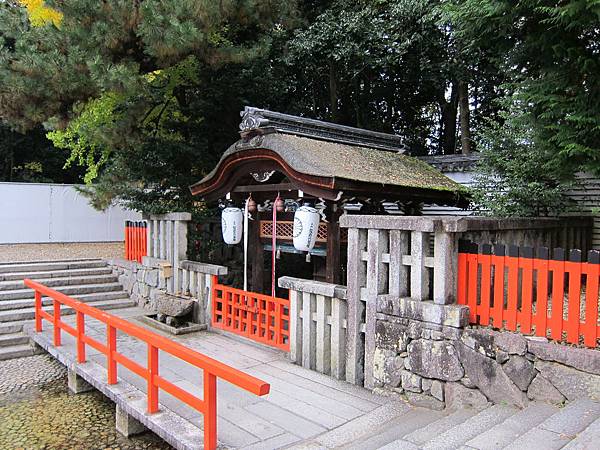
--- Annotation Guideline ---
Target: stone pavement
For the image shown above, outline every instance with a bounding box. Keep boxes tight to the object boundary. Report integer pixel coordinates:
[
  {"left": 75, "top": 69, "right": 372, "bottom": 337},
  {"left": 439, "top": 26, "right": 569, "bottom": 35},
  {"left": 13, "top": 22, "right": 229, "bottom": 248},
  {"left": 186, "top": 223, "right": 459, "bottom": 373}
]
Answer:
[{"left": 25, "top": 306, "right": 600, "bottom": 450}]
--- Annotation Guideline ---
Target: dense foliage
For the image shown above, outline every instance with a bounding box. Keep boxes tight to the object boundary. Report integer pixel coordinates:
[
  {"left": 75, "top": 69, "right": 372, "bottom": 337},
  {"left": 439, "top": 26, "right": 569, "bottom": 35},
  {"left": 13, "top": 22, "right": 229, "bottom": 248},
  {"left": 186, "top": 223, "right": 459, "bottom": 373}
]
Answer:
[
  {"left": 447, "top": 0, "right": 600, "bottom": 215},
  {"left": 1, "top": 0, "right": 599, "bottom": 217}
]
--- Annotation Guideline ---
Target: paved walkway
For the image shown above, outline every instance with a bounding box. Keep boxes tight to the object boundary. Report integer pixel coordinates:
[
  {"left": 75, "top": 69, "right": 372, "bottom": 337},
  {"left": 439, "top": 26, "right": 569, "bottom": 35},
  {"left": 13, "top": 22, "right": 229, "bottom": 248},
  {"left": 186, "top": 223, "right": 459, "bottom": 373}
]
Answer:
[
  {"left": 0, "top": 242, "right": 124, "bottom": 263},
  {"left": 27, "top": 306, "right": 398, "bottom": 449}
]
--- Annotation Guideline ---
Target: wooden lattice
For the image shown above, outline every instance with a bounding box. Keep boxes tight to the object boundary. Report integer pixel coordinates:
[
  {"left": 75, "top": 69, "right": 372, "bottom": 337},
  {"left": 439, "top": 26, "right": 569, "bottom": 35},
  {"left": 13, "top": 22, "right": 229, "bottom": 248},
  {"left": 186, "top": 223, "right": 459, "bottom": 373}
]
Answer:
[{"left": 260, "top": 220, "right": 328, "bottom": 243}]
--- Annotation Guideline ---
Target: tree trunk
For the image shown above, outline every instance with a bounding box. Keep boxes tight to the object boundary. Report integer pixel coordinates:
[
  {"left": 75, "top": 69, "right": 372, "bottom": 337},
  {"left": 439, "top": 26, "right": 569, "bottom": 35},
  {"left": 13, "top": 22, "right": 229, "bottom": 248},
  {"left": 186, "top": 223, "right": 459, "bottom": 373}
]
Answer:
[
  {"left": 440, "top": 82, "right": 459, "bottom": 155},
  {"left": 329, "top": 63, "right": 339, "bottom": 122},
  {"left": 458, "top": 80, "right": 472, "bottom": 155},
  {"left": 353, "top": 77, "right": 363, "bottom": 128}
]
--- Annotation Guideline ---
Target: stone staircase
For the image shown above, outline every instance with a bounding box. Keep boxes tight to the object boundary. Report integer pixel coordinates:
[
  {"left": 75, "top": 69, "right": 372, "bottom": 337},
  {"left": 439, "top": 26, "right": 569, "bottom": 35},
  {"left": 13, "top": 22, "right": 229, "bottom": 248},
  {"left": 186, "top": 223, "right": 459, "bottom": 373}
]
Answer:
[
  {"left": 0, "top": 258, "right": 136, "bottom": 360},
  {"left": 296, "top": 398, "right": 600, "bottom": 449}
]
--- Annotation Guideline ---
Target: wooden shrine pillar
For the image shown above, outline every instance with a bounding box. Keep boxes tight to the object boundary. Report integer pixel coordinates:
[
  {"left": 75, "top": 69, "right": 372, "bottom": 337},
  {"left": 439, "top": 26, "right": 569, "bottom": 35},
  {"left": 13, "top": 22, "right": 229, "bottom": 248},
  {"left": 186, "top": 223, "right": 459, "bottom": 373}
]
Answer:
[{"left": 326, "top": 204, "right": 342, "bottom": 284}]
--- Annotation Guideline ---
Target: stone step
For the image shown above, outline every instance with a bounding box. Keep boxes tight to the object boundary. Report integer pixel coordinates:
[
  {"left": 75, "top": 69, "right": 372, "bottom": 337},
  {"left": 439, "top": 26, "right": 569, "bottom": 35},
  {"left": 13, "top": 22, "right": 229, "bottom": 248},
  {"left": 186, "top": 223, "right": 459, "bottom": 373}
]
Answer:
[
  {"left": 0, "top": 257, "right": 102, "bottom": 266},
  {"left": 0, "top": 296, "right": 135, "bottom": 323},
  {"left": 304, "top": 402, "right": 411, "bottom": 449},
  {"left": 345, "top": 407, "right": 446, "bottom": 450},
  {"left": 0, "top": 344, "right": 35, "bottom": 361},
  {"left": 563, "top": 416, "right": 600, "bottom": 449},
  {"left": 504, "top": 398, "right": 600, "bottom": 450},
  {"left": 465, "top": 402, "right": 559, "bottom": 450},
  {"left": 0, "top": 273, "right": 118, "bottom": 293},
  {"left": 0, "top": 281, "right": 123, "bottom": 302},
  {"left": 0, "top": 259, "right": 106, "bottom": 274},
  {"left": 421, "top": 404, "right": 517, "bottom": 450},
  {"left": 0, "top": 332, "right": 29, "bottom": 347},
  {"left": 0, "top": 320, "right": 28, "bottom": 335},
  {"left": 0, "top": 266, "right": 113, "bottom": 282},
  {"left": 403, "top": 407, "right": 479, "bottom": 446},
  {"left": 0, "top": 290, "right": 129, "bottom": 311}
]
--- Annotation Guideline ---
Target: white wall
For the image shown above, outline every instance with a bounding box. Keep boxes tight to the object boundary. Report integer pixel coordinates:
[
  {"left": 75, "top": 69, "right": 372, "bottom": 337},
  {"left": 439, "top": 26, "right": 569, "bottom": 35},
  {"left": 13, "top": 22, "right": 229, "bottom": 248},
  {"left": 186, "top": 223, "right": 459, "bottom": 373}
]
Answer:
[{"left": 0, "top": 182, "right": 141, "bottom": 244}]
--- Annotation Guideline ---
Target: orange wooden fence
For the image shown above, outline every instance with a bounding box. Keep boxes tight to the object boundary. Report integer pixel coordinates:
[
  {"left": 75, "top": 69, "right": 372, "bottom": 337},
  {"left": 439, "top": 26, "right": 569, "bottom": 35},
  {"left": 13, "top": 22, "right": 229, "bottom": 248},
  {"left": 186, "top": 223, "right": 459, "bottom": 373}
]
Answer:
[
  {"left": 25, "top": 279, "right": 270, "bottom": 450},
  {"left": 211, "top": 277, "right": 290, "bottom": 351},
  {"left": 457, "top": 241, "right": 600, "bottom": 348},
  {"left": 124, "top": 221, "right": 147, "bottom": 263}
]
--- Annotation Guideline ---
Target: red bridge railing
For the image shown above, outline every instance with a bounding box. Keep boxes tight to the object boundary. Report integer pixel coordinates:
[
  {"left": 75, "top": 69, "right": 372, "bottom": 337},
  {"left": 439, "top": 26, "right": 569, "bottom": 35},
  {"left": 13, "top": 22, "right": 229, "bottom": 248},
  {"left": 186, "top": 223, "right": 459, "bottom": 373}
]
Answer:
[
  {"left": 124, "top": 220, "right": 147, "bottom": 263},
  {"left": 457, "top": 241, "right": 600, "bottom": 348},
  {"left": 211, "top": 277, "right": 290, "bottom": 351},
  {"left": 25, "top": 279, "right": 270, "bottom": 450}
]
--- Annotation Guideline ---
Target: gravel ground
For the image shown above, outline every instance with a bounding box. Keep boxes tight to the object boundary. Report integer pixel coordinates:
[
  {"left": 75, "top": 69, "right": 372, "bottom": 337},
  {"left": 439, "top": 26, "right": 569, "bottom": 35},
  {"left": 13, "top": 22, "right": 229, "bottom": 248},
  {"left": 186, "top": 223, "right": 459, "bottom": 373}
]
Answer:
[
  {"left": 0, "top": 242, "right": 124, "bottom": 263},
  {"left": 0, "top": 354, "right": 172, "bottom": 449}
]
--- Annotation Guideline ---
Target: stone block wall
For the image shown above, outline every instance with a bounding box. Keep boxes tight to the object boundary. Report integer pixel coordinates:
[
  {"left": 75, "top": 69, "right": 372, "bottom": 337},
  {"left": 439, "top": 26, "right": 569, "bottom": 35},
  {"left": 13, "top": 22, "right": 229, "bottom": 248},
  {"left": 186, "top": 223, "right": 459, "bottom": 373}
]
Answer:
[
  {"left": 374, "top": 298, "right": 600, "bottom": 410},
  {"left": 108, "top": 258, "right": 164, "bottom": 311}
]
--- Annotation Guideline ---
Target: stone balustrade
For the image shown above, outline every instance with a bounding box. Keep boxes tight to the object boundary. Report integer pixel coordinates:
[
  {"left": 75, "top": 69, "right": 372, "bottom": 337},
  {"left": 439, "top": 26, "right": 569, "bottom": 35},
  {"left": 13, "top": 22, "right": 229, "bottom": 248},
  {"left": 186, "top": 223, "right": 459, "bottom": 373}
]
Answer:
[
  {"left": 143, "top": 212, "right": 191, "bottom": 294},
  {"left": 279, "top": 277, "right": 358, "bottom": 381},
  {"left": 178, "top": 260, "right": 228, "bottom": 325}
]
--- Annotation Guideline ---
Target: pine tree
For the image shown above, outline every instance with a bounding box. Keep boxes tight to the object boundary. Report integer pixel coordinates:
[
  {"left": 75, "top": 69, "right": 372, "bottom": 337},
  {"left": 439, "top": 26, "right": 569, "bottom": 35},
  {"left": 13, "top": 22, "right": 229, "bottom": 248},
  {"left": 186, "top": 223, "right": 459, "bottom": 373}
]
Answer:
[{"left": 0, "top": 1, "right": 297, "bottom": 210}]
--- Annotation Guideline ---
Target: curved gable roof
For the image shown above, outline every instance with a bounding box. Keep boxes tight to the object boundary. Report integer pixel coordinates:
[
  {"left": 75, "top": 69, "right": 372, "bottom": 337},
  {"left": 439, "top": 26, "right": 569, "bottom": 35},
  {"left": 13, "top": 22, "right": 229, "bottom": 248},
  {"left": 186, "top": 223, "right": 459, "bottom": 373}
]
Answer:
[{"left": 190, "top": 132, "right": 466, "bottom": 205}]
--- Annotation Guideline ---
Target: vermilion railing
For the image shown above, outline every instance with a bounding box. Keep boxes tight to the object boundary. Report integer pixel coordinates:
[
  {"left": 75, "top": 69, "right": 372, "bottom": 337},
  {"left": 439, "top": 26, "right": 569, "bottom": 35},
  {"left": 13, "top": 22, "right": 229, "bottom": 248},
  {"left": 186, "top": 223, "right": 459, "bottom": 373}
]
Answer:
[
  {"left": 211, "top": 277, "right": 290, "bottom": 351},
  {"left": 457, "top": 241, "right": 600, "bottom": 348},
  {"left": 25, "top": 279, "right": 270, "bottom": 450},
  {"left": 124, "top": 221, "right": 148, "bottom": 263}
]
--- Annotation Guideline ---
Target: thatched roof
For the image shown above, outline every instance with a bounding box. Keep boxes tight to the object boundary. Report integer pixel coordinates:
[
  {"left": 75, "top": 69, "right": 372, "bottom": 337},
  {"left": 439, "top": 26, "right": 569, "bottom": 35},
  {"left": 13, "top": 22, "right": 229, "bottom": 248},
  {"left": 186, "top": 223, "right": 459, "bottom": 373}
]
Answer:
[{"left": 190, "top": 107, "right": 468, "bottom": 206}]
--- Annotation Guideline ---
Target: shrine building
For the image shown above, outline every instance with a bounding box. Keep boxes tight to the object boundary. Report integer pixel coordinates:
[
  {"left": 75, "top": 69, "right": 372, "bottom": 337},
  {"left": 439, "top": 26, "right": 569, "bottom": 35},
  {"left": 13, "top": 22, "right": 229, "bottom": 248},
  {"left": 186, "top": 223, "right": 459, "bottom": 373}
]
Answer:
[{"left": 190, "top": 107, "right": 467, "bottom": 294}]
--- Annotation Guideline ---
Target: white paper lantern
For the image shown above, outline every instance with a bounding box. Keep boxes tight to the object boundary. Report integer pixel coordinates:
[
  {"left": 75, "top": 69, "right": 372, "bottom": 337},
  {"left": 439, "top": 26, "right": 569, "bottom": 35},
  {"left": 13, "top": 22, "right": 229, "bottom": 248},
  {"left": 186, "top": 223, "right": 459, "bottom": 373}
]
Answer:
[
  {"left": 293, "top": 205, "right": 320, "bottom": 252},
  {"left": 222, "top": 207, "right": 244, "bottom": 245}
]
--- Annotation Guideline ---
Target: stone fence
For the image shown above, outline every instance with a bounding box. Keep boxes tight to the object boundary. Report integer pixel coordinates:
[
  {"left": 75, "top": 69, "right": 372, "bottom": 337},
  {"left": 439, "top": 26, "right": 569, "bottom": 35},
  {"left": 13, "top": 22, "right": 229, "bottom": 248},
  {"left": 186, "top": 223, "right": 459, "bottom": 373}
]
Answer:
[
  {"left": 142, "top": 212, "right": 191, "bottom": 294},
  {"left": 339, "top": 214, "right": 594, "bottom": 388},
  {"left": 337, "top": 214, "right": 600, "bottom": 409},
  {"left": 279, "top": 277, "right": 353, "bottom": 381},
  {"left": 457, "top": 216, "right": 593, "bottom": 255}
]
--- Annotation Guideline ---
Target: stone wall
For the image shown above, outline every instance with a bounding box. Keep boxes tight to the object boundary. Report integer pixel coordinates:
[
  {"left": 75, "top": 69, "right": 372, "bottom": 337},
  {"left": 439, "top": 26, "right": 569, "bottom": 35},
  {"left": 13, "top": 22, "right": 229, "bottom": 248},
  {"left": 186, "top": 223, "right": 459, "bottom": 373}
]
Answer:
[
  {"left": 109, "top": 258, "right": 165, "bottom": 312},
  {"left": 374, "top": 298, "right": 600, "bottom": 410}
]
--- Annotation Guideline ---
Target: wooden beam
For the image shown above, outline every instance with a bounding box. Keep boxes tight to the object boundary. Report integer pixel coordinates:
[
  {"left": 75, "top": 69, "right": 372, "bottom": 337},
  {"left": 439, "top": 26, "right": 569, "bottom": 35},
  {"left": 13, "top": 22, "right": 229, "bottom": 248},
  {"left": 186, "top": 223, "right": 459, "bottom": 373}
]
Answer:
[{"left": 233, "top": 183, "right": 297, "bottom": 193}]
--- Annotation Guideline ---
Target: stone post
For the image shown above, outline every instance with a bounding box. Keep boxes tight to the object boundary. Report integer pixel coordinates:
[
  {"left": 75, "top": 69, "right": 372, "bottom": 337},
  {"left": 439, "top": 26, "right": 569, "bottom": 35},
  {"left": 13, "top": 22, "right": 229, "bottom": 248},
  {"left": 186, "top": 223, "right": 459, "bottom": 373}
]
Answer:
[
  {"left": 179, "top": 261, "right": 228, "bottom": 327},
  {"left": 345, "top": 227, "right": 367, "bottom": 385},
  {"left": 116, "top": 404, "right": 147, "bottom": 437},
  {"left": 67, "top": 367, "right": 94, "bottom": 394},
  {"left": 433, "top": 230, "right": 458, "bottom": 305}
]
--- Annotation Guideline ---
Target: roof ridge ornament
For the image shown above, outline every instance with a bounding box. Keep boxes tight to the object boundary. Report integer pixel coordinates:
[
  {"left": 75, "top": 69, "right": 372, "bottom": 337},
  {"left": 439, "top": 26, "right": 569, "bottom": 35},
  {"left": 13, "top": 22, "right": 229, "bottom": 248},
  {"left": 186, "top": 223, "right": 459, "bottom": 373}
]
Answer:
[
  {"left": 239, "top": 106, "right": 407, "bottom": 153},
  {"left": 240, "top": 108, "right": 270, "bottom": 132}
]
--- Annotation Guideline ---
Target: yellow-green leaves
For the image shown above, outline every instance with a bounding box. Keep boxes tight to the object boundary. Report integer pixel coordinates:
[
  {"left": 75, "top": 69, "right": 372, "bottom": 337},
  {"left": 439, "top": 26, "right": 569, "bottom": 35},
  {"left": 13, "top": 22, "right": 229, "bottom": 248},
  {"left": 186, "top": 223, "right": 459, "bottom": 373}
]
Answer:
[{"left": 19, "top": 0, "right": 62, "bottom": 27}]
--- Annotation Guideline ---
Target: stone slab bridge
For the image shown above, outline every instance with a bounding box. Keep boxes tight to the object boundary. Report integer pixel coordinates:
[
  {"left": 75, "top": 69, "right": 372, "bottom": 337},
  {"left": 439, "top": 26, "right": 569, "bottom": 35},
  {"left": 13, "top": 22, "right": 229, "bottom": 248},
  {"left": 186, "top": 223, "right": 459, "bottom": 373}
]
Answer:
[{"left": 25, "top": 300, "right": 401, "bottom": 450}]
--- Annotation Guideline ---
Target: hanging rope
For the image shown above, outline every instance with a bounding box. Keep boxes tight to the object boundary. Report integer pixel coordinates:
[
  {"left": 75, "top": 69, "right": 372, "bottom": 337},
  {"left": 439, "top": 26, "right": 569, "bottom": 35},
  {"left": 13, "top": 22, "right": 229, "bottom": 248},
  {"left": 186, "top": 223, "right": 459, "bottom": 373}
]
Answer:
[
  {"left": 243, "top": 195, "right": 250, "bottom": 292},
  {"left": 271, "top": 193, "right": 281, "bottom": 298}
]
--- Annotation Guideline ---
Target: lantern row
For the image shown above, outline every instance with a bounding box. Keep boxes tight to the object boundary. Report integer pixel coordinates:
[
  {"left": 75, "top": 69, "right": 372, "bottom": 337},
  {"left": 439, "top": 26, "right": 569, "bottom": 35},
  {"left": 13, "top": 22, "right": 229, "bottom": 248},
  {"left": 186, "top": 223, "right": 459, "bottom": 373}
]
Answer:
[{"left": 222, "top": 203, "right": 320, "bottom": 253}]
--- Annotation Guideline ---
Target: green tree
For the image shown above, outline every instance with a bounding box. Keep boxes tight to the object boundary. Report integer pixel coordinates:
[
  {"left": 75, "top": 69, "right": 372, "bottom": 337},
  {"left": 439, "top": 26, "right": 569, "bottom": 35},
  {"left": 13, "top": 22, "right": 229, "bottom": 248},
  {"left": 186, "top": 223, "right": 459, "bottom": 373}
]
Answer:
[
  {"left": 470, "top": 105, "right": 574, "bottom": 217},
  {"left": 281, "top": 0, "right": 503, "bottom": 155},
  {"left": 447, "top": 0, "right": 600, "bottom": 215},
  {"left": 0, "top": 1, "right": 297, "bottom": 210}
]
